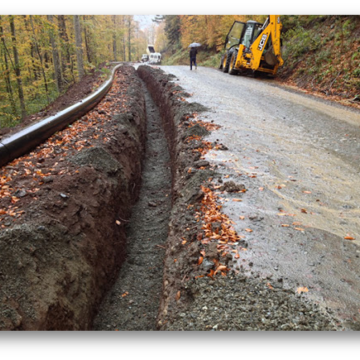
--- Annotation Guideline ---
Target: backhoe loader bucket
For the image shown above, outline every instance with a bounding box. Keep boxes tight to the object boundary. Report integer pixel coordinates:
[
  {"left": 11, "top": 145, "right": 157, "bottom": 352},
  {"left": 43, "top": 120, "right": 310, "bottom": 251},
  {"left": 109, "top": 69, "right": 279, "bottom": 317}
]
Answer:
[{"left": 264, "top": 46, "right": 278, "bottom": 67}]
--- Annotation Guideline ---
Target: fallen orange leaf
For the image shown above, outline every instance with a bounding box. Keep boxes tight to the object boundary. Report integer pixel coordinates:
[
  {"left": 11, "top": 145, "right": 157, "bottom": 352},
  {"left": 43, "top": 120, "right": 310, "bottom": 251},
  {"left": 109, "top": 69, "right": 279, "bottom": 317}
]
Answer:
[
  {"left": 214, "top": 265, "right": 227, "bottom": 275},
  {"left": 344, "top": 236, "right": 355, "bottom": 240},
  {"left": 208, "top": 269, "right": 215, "bottom": 278},
  {"left": 239, "top": 216, "right": 245, "bottom": 220},
  {"left": 175, "top": 291, "right": 181, "bottom": 301},
  {"left": 297, "top": 287, "right": 309, "bottom": 294},
  {"left": 267, "top": 282, "right": 274, "bottom": 290},
  {"left": 300, "top": 208, "right": 308, "bottom": 214},
  {"left": 245, "top": 228, "right": 253, "bottom": 232},
  {"left": 233, "top": 199, "right": 242, "bottom": 202},
  {"left": 198, "top": 256, "right": 204, "bottom": 265},
  {"left": 281, "top": 224, "right": 290, "bottom": 227}
]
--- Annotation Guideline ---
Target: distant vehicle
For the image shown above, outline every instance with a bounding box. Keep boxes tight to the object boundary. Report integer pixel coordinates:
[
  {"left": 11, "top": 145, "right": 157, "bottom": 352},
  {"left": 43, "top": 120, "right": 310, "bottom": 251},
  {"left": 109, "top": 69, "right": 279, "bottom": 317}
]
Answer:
[
  {"left": 141, "top": 54, "right": 149, "bottom": 62},
  {"left": 149, "top": 53, "right": 162, "bottom": 64}
]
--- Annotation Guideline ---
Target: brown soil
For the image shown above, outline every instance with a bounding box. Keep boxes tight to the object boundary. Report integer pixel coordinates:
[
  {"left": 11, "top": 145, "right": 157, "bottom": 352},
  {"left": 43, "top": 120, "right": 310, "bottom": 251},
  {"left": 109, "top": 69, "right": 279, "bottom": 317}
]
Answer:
[{"left": 0, "top": 65, "right": 146, "bottom": 330}]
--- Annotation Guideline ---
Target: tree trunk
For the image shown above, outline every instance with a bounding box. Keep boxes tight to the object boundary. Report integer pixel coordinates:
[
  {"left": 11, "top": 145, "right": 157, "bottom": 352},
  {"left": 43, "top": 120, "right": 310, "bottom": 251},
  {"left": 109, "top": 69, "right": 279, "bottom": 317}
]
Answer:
[
  {"left": 29, "top": 15, "right": 50, "bottom": 103},
  {"left": 47, "top": 15, "right": 63, "bottom": 92},
  {"left": 9, "top": 15, "right": 26, "bottom": 119},
  {"left": 0, "top": 15, "right": 17, "bottom": 118},
  {"left": 122, "top": 16, "right": 126, "bottom": 61},
  {"left": 127, "top": 16, "right": 132, "bottom": 62},
  {"left": 23, "top": 15, "right": 40, "bottom": 81},
  {"left": 83, "top": 15, "right": 92, "bottom": 64},
  {"left": 58, "top": 15, "right": 75, "bottom": 83},
  {"left": 112, "top": 15, "right": 117, "bottom": 61},
  {"left": 73, "top": 15, "right": 84, "bottom": 79}
]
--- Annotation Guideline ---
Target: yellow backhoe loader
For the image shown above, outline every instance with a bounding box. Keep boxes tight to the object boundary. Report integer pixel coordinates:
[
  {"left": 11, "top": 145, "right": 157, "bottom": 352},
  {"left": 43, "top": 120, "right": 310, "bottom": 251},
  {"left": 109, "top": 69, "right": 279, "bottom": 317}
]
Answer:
[{"left": 219, "top": 15, "right": 284, "bottom": 77}]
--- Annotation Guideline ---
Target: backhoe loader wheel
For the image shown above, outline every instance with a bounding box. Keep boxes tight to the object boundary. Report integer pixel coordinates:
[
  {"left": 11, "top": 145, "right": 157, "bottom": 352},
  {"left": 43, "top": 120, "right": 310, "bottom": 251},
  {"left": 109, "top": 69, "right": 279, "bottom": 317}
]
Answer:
[
  {"left": 222, "top": 50, "right": 233, "bottom": 73},
  {"left": 219, "top": 54, "right": 224, "bottom": 70},
  {"left": 229, "top": 50, "right": 238, "bottom": 75}
]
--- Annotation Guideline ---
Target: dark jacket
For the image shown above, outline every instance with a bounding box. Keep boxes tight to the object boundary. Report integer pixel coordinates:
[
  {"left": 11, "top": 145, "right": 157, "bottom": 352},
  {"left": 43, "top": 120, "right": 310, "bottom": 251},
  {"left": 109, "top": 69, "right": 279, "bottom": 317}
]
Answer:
[{"left": 190, "top": 47, "right": 197, "bottom": 58}]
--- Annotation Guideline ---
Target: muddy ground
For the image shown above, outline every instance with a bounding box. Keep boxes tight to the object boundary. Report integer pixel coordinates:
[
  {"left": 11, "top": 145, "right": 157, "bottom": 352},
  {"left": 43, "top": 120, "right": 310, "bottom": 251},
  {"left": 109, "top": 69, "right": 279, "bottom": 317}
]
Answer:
[{"left": 0, "top": 63, "right": 346, "bottom": 330}]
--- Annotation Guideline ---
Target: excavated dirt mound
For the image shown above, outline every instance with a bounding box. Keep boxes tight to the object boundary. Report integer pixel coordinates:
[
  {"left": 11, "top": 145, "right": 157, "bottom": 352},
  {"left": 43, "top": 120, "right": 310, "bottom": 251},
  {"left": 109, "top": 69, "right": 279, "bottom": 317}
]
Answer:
[{"left": 0, "top": 66, "right": 146, "bottom": 330}]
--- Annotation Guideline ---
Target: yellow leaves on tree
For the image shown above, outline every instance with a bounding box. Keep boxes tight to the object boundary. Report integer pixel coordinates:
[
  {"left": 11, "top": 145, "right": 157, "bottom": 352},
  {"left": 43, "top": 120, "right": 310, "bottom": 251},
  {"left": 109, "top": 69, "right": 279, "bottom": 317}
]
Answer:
[{"left": 179, "top": 15, "right": 263, "bottom": 51}]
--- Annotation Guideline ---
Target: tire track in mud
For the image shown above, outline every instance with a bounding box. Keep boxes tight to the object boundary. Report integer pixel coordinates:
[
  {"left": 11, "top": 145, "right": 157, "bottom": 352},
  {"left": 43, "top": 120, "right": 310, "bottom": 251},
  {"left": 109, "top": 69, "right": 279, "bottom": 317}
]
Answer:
[{"left": 93, "top": 81, "right": 172, "bottom": 330}]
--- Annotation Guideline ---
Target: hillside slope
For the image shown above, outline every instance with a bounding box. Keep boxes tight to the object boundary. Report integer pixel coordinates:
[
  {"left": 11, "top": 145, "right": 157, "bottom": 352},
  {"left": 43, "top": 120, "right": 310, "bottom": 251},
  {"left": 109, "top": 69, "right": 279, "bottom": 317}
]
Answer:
[{"left": 278, "top": 15, "right": 360, "bottom": 105}]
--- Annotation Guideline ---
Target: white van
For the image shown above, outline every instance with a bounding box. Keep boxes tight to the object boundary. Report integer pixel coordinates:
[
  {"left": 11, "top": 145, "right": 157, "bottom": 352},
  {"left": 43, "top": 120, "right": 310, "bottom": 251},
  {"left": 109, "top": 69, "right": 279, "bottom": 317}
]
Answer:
[{"left": 149, "top": 53, "right": 162, "bottom": 65}]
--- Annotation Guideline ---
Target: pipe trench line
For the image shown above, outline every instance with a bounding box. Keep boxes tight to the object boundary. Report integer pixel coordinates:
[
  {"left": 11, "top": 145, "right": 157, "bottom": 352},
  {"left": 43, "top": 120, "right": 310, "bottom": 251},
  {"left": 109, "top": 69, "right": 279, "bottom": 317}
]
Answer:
[{"left": 0, "top": 64, "right": 123, "bottom": 168}]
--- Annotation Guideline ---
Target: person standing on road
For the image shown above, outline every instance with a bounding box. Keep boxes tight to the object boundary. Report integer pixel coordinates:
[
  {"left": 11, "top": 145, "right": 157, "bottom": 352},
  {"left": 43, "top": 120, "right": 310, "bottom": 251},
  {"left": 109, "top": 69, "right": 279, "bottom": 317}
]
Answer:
[{"left": 190, "top": 46, "right": 197, "bottom": 70}]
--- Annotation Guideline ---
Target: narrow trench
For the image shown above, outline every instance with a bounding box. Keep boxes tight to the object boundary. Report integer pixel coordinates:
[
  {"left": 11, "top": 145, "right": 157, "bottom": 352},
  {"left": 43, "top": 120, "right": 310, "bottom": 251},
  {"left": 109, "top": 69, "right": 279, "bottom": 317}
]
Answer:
[{"left": 93, "top": 81, "right": 172, "bottom": 330}]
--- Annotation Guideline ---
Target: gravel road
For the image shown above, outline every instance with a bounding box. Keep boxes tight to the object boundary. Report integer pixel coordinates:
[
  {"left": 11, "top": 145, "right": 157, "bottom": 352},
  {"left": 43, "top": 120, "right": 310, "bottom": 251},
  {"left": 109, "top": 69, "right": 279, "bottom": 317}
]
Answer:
[{"left": 160, "top": 65, "right": 360, "bottom": 329}]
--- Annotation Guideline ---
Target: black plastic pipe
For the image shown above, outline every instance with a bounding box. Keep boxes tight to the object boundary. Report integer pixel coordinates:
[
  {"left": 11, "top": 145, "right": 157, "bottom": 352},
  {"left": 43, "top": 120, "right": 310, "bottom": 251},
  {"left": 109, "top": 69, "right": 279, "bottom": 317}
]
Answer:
[{"left": 0, "top": 64, "right": 123, "bottom": 168}]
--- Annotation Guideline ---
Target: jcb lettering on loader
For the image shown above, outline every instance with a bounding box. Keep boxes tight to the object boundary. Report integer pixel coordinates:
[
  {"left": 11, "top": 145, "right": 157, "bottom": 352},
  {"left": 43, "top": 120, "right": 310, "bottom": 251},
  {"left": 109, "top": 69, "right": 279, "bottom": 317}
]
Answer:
[{"left": 258, "top": 34, "right": 268, "bottom": 51}]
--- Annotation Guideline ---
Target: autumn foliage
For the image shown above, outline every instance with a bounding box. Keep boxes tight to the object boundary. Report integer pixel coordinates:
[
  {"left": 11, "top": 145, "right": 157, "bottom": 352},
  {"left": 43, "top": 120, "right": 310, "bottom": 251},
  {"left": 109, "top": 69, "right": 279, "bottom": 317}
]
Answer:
[
  {"left": 0, "top": 15, "right": 147, "bottom": 126},
  {"left": 178, "top": 15, "right": 266, "bottom": 51}
]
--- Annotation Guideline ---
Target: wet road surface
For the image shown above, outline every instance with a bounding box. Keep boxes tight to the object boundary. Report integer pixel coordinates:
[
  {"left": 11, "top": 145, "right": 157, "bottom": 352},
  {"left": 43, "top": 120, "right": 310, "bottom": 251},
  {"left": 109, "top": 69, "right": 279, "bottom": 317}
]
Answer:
[{"left": 160, "top": 65, "right": 360, "bottom": 328}]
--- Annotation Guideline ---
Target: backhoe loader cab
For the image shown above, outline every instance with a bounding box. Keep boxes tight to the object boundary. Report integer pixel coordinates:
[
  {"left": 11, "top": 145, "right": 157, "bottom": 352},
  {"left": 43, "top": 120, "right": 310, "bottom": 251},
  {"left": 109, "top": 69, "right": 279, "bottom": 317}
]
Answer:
[
  {"left": 225, "top": 20, "right": 262, "bottom": 51},
  {"left": 220, "top": 15, "right": 283, "bottom": 77}
]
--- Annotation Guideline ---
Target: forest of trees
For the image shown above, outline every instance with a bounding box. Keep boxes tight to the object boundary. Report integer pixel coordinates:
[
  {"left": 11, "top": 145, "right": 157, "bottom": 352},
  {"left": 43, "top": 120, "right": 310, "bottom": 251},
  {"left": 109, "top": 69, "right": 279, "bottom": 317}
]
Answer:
[
  {"left": 3, "top": 15, "right": 357, "bottom": 129},
  {"left": 156, "top": 15, "right": 266, "bottom": 53},
  {"left": 0, "top": 15, "right": 148, "bottom": 127}
]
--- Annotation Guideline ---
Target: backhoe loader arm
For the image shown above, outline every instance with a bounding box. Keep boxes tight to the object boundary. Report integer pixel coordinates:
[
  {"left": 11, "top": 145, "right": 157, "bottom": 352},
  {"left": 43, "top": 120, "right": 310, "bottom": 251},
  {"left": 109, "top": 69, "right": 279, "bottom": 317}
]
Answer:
[{"left": 249, "top": 15, "right": 284, "bottom": 71}]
